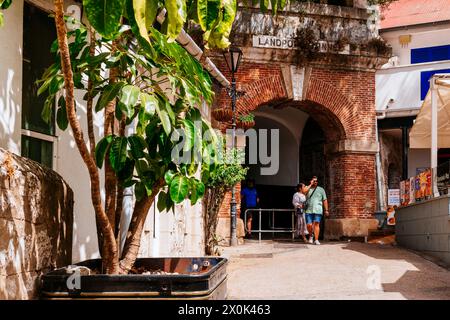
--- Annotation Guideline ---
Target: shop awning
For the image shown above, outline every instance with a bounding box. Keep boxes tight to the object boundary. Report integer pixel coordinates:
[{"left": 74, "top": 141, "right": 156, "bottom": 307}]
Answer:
[{"left": 409, "top": 74, "right": 450, "bottom": 149}]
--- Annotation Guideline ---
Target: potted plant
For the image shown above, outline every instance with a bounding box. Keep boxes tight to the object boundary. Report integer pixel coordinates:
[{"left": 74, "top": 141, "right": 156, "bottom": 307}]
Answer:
[
  {"left": 237, "top": 113, "right": 255, "bottom": 130},
  {"left": 203, "top": 147, "right": 248, "bottom": 255},
  {"left": 212, "top": 106, "right": 233, "bottom": 122}
]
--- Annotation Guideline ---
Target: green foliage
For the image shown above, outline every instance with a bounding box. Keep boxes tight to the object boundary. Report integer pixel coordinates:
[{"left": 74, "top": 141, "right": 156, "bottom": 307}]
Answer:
[
  {"left": 0, "top": 0, "right": 12, "bottom": 27},
  {"left": 204, "top": 147, "right": 248, "bottom": 189},
  {"left": 238, "top": 113, "right": 254, "bottom": 122}
]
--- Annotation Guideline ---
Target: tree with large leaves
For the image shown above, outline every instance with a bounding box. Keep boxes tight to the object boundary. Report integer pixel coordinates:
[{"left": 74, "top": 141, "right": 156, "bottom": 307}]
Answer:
[{"left": 43, "top": 0, "right": 244, "bottom": 274}]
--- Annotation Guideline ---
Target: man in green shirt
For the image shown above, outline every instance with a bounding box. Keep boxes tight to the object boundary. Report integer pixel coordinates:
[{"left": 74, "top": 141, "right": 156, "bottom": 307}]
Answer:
[{"left": 302, "top": 176, "right": 329, "bottom": 245}]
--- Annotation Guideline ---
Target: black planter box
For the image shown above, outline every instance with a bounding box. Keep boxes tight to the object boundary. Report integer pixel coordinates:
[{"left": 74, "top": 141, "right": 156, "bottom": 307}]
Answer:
[{"left": 40, "top": 257, "right": 228, "bottom": 300}]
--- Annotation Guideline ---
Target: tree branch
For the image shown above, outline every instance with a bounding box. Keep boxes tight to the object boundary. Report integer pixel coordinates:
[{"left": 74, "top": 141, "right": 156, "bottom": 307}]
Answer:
[
  {"left": 54, "top": 0, "right": 119, "bottom": 274},
  {"left": 119, "top": 178, "right": 165, "bottom": 274}
]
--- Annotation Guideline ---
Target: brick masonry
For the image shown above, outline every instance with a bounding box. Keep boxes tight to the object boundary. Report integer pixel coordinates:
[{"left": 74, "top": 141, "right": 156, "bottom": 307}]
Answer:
[{"left": 213, "top": 61, "right": 378, "bottom": 226}]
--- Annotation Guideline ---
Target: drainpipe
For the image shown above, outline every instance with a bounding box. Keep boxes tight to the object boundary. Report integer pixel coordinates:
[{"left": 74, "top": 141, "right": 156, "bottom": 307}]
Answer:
[
  {"left": 156, "top": 10, "right": 230, "bottom": 88},
  {"left": 375, "top": 111, "right": 386, "bottom": 211}
]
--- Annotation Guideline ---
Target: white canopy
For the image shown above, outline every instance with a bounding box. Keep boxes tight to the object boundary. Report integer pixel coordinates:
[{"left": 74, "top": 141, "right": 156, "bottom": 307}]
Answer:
[
  {"left": 410, "top": 75, "right": 450, "bottom": 149},
  {"left": 409, "top": 74, "right": 450, "bottom": 197}
]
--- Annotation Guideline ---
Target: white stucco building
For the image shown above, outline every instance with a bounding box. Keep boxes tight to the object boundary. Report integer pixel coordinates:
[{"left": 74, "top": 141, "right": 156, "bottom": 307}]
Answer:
[{"left": 376, "top": 0, "right": 450, "bottom": 192}]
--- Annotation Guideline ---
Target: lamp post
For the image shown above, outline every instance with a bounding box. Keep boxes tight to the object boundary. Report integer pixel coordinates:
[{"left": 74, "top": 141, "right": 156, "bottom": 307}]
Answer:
[{"left": 223, "top": 47, "right": 243, "bottom": 246}]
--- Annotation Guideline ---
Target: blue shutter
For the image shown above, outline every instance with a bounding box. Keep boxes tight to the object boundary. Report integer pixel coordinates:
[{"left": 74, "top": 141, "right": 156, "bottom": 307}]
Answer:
[
  {"left": 412, "top": 45, "right": 450, "bottom": 64},
  {"left": 420, "top": 69, "right": 450, "bottom": 100}
]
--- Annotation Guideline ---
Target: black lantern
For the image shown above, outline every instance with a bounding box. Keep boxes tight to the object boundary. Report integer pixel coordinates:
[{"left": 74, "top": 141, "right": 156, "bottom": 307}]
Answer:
[{"left": 223, "top": 47, "right": 243, "bottom": 75}]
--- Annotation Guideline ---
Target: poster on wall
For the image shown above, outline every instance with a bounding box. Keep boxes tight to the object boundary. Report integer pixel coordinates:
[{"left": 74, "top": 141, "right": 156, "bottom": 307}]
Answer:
[
  {"left": 415, "top": 174, "right": 422, "bottom": 201},
  {"left": 437, "top": 161, "right": 450, "bottom": 196},
  {"left": 387, "top": 206, "right": 396, "bottom": 225},
  {"left": 400, "top": 181, "right": 406, "bottom": 206},
  {"left": 388, "top": 189, "right": 400, "bottom": 206},
  {"left": 409, "top": 177, "right": 416, "bottom": 204},
  {"left": 425, "top": 168, "right": 432, "bottom": 199}
]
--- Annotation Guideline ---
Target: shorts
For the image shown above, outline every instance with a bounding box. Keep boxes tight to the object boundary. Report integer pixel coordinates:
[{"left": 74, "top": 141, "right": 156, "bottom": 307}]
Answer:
[
  {"left": 241, "top": 207, "right": 257, "bottom": 220},
  {"left": 305, "top": 213, "right": 322, "bottom": 224}
]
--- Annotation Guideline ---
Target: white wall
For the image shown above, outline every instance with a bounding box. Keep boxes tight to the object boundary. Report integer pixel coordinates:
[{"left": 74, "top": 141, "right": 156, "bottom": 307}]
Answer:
[
  {"left": 381, "top": 24, "right": 450, "bottom": 66},
  {"left": 248, "top": 106, "right": 309, "bottom": 186},
  {"left": 408, "top": 149, "right": 431, "bottom": 178},
  {"left": 0, "top": 0, "right": 23, "bottom": 155},
  {"left": 377, "top": 23, "right": 450, "bottom": 112},
  {"left": 376, "top": 61, "right": 450, "bottom": 111}
]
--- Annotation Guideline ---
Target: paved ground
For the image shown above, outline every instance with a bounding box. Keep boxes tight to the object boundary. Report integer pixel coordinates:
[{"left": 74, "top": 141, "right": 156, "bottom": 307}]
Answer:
[{"left": 220, "top": 240, "right": 450, "bottom": 300}]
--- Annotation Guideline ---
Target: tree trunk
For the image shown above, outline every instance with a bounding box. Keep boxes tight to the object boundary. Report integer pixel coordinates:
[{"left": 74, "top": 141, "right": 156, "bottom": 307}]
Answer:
[
  {"left": 86, "top": 26, "right": 104, "bottom": 258},
  {"left": 104, "top": 41, "right": 119, "bottom": 237},
  {"left": 53, "top": 0, "right": 119, "bottom": 274},
  {"left": 204, "top": 186, "right": 226, "bottom": 255},
  {"left": 119, "top": 178, "right": 165, "bottom": 273}
]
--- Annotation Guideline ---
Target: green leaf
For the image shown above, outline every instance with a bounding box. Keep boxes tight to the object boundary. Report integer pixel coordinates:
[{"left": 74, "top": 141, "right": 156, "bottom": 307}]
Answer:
[
  {"left": 95, "top": 82, "right": 125, "bottom": 112},
  {"left": 271, "top": 0, "right": 277, "bottom": 15},
  {"left": 56, "top": 96, "right": 68, "bottom": 130},
  {"left": 158, "top": 188, "right": 174, "bottom": 212},
  {"left": 182, "top": 119, "right": 195, "bottom": 152},
  {"left": 49, "top": 75, "right": 64, "bottom": 95},
  {"left": 132, "top": 0, "right": 159, "bottom": 43},
  {"left": 164, "top": 170, "right": 176, "bottom": 185},
  {"left": 95, "top": 135, "right": 113, "bottom": 168},
  {"left": 117, "top": 158, "right": 135, "bottom": 181},
  {"left": 41, "top": 96, "right": 53, "bottom": 124},
  {"left": 127, "top": 134, "right": 146, "bottom": 159},
  {"left": 37, "top": 77, "right": 53, "bottom": 96},
  {"left": 205, "top": 0, "right": 237, "bottom": 49},
  {"left": 1, "top": 0, "right": 12, "bottom": 10},
  {"left": 119, "top": 85, "right": 140, "bottom": 115},
  {"left": 260, "top": 0, "right": 269, "bottom": 13},
  {"left": 164, "top": 0, "right": 187, "bottom": 41},
  {"left": 140, "top": 92, "right": 157, "bottom": 116},
  {"left": 82, "top": 0, "right": 126, "bottom": 39},
  {"left": 155, "top": 98, "right": 172, "bottom": 135},
  {"left": 109, "top": 136, "right": 128, "bottom": 172},
  {"left": 169, "top": 175, "right": 189, "bottom": 203},
  {"left": 197, "top": 0, "right": 221, "bottom": 31},
  {"left": 189, "top": 179, "right": 205, "bottom": 205}
]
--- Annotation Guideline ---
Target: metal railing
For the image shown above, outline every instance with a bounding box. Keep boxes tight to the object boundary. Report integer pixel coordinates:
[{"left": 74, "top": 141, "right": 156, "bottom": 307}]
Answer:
[{"left": 243, "top": 208, "right": 296, "bottom": 242}]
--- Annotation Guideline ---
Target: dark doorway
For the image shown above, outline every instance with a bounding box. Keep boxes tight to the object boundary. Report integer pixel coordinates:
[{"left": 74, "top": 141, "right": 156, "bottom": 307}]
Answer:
[
  {"left": 300, "top": 118, "right": 326, "bottom": 184},
  {"left": 299, "top": 118, "right": 326, "bottom": 240}
]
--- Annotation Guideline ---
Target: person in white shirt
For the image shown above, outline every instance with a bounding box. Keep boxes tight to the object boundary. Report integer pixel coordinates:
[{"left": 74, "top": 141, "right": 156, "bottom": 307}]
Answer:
[{"left": 292, "top": 183, "right": 308, "bottom": 243}]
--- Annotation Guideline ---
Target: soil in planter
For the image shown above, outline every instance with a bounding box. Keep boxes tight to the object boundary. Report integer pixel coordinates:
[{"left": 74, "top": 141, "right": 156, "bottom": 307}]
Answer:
[{"left": 62, "top": 257, "right": 215, "bottom": 275}]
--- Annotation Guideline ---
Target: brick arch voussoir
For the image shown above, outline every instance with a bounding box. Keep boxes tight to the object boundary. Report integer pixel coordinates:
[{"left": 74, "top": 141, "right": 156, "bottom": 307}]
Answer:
[
  {"left": 305, "top": 77, "right": 359, "bottom": 140},
  {"left": 236, "top": 75, "right": 288, "bottom": 114}
]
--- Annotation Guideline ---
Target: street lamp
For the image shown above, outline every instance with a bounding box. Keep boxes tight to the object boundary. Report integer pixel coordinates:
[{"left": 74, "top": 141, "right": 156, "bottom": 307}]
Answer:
[{"left": 223, "top": 47, "right": 243, "bottom": 247}]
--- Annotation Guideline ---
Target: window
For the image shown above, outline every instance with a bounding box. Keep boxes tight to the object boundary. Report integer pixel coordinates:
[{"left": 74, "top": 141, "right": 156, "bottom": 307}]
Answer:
[
  {"left": 411, "top": 45, "right": 450, "bottom": 64},
  {"left": 21, "top": 2, "right": 57, "bottom": 168}
]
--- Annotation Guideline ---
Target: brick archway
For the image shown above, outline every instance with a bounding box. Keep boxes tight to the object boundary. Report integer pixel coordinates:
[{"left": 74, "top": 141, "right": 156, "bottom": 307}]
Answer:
[
  {"left": 228, "top": 71, "right": 363, "bottom": 144},
  {"left": 213, "top": 62, "right": 379, "bottom": 241}
]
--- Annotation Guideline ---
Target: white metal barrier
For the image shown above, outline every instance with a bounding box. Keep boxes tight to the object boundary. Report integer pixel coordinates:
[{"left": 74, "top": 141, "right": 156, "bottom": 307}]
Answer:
[{"left": 243, "top": 208, "right": 296, "bottom": 242}]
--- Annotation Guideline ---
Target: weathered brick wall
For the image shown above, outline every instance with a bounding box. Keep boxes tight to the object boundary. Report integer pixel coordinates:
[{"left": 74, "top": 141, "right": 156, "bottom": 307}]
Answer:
[
  {"left": 307, "top": 67, "right": 376, "bottom": 141},
  {"left": 0, "top": 148, "right": 73, "bottom": 299},
  {"left": 327, "top": 153, "right": 376, "bottom": 219}
]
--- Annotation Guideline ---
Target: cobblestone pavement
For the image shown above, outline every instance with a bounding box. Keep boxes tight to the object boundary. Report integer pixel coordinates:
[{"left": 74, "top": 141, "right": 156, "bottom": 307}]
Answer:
[{"left": 220, "top": 240, "right": 450, "bottom": 300}]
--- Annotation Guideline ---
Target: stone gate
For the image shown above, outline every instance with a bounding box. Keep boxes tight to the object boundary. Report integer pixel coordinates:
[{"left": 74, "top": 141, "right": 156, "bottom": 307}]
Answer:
[{"left": 212, "top": 2, "right": 390, "bottom": 240}]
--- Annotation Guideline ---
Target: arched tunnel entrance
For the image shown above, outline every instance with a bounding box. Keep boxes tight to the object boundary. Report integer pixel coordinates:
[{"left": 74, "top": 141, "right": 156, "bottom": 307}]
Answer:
[
  {"left": 214, "top": 67, "right": 379, "bottom": 242},
  {"left": 243, "top": 104, "right": 328, "bottom": 239}
]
